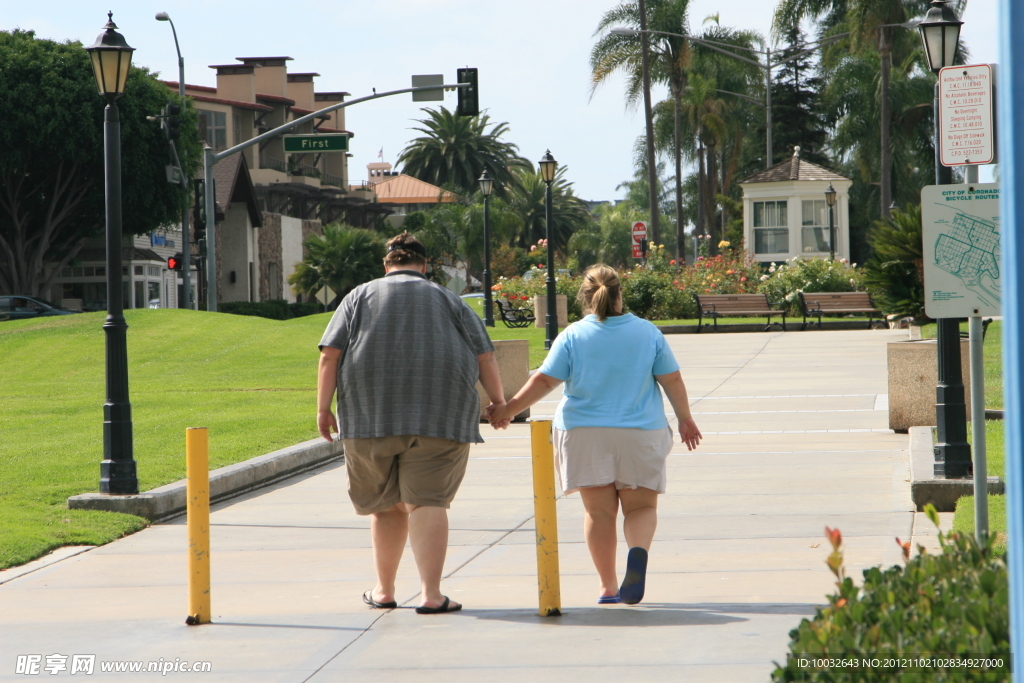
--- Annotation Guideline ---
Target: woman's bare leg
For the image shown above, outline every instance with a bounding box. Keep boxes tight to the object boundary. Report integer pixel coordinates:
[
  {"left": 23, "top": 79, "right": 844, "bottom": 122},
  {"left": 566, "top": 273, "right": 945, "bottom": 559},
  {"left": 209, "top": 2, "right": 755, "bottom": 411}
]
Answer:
[{"left": 579, "top": 485, "right": 620, "bottom": 597}]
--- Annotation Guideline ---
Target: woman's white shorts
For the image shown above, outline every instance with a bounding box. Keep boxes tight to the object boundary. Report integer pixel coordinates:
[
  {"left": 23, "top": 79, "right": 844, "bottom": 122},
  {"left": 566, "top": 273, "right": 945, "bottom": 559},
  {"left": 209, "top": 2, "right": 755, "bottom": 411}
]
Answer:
[{"left": 552, "top": 426, "right": 674, "bottom": 495}]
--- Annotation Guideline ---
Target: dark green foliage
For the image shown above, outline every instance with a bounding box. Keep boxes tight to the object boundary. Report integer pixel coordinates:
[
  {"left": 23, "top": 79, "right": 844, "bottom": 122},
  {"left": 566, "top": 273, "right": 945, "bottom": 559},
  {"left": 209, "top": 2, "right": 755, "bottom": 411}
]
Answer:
[
  {"left": 771, "top": 26, "right": 829, "bottom": 167},
  {"left": 219, "top": 300, "right": 324, "bottom": 320},
  {"left": 288, "top": 224, "right": 386, "bottom": 306},
  {"left": 0, "top": 29, "right": 201, "bottom": 297},
  {"left": 773, "top": 509, "right": 1009, "bottom": 682},
  {"left": 862, "top": 205, "right": 926, "bottom": 321},
  {"left": 397, "top": 107, "right": 529, "bottom": 200}
]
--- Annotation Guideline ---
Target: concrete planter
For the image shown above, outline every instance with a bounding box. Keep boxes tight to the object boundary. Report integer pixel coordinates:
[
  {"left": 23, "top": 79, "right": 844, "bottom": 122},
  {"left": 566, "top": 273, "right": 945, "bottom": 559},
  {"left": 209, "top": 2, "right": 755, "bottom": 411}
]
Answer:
[
  {"left": 477, "top": 339, "right": 530, "bottom": 421},
  {"left": 533, "top": 294, "right": 568, "bottom": 329},
  {"left": 887, "top": 339, "right": 971, "bottom": 432}
]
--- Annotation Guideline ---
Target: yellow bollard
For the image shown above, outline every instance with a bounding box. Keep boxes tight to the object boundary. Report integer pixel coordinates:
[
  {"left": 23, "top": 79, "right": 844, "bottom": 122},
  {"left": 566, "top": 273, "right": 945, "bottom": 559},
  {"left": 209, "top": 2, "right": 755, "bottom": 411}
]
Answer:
[
  {"left": 530, "top": 419, "right": 561, "bottom": 617},
  {"left": 185, "top": 428, "right": 211, "bottom": 625}
]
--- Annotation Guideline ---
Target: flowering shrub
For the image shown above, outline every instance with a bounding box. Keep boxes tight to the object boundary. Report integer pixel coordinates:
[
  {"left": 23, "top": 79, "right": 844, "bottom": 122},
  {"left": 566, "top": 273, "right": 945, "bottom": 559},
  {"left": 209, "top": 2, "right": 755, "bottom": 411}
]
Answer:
[
  {"left": 757, "top": 257, "right": 865, "bottom": 315},
  {"left": 492, "top": 272, "right": 584, "bottom": 321}
]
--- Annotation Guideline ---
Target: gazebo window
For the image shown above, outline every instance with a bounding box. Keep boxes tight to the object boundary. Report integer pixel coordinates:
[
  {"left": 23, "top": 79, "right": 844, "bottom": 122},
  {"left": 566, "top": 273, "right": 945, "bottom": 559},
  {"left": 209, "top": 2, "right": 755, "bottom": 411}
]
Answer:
[
  {"left": 801, "top": 200, "right": 831, "bottom": 253},
  {"left": 753, "top": 200, "right": 788, "bottom": 254}
]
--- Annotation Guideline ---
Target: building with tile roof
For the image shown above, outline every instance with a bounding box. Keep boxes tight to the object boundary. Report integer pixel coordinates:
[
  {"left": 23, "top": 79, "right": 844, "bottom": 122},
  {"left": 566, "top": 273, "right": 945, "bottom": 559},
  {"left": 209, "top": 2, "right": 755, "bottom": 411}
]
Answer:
[{"left": 738, "top": 146, "right": 853, "bottom": 263}]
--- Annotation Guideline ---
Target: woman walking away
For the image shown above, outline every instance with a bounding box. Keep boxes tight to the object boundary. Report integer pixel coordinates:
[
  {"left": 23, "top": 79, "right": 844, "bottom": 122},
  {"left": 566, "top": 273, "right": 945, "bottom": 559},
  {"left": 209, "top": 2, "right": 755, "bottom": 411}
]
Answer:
[{"left": 488, "top": 265, "right": 701, "bottom": 605}]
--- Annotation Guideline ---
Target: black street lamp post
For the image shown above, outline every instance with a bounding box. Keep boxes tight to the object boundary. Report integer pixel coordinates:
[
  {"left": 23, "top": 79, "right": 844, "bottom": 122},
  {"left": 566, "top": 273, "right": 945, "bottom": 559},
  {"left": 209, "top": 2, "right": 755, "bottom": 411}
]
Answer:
[
  {"left": 479, "top": 170, "right": 495, "bottom": 327},
  {"left": 86, "top": 13, "right": 138, "bottom": 494},
  {"left": 919, "top": 0, "right": 969, "bottom": 478},
  {"left": 824, "top": 183, "right": 837, "bottom": 260},
  {"left": 539, "top": 150, "right": 558, "bottom": 350}
]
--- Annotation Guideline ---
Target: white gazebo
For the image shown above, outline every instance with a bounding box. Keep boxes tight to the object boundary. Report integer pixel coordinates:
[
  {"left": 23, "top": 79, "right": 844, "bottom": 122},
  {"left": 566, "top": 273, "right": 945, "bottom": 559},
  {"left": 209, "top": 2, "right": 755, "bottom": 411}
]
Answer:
[{"left": 738, "top": 147, "right": 853, "bottom": 264}]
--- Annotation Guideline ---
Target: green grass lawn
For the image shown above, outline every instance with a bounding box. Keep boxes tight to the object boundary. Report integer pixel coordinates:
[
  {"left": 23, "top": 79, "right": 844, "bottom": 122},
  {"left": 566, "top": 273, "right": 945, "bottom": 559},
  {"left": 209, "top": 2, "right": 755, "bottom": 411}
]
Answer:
[
  {"left": 920, "top": 320, "right": 1003, "bottom": 409},
  {"left": 0, "top": 309, "right": 332, "bottom": 569},
  {"left": 953, "top": 419, "right": 1006, "bottom": 553}
]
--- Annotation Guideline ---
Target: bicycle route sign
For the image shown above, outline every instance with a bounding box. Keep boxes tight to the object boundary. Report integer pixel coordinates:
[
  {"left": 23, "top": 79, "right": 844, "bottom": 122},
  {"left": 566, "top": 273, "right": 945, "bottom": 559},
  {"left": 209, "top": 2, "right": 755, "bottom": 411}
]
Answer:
[{"left": 921, "top": 183, "right": 1001, "bottom": 318}]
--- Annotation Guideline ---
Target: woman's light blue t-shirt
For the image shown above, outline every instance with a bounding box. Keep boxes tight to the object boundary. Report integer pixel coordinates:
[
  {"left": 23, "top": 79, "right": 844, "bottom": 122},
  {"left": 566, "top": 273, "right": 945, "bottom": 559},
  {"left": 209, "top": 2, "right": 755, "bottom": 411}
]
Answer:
[{"left": 538, "top": 313, "right": 680, "bottom": 431}]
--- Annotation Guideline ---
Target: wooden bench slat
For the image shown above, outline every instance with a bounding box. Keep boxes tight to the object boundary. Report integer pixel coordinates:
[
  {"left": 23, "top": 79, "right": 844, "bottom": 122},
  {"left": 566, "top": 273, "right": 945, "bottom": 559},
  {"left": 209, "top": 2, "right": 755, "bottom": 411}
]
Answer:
[
  {"left": 693, "top": 293, "right": 786, "bottom": 332},
  {"left": 798, "top": 291, "right": 884, "bottom": 330}
]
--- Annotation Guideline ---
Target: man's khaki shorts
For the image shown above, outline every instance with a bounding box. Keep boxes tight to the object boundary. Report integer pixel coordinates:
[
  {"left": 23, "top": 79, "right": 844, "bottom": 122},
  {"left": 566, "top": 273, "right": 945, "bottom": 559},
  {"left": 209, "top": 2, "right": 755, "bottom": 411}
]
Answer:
[{"left": 342, "top": 435, "right": 470, "bottom": 515}]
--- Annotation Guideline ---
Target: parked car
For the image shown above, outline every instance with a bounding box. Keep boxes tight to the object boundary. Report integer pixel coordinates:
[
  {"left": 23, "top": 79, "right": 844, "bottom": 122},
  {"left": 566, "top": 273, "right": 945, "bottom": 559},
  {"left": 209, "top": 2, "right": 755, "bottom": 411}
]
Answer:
[{"left": 0, "top": 296, "right": 81, "bottom": 321}]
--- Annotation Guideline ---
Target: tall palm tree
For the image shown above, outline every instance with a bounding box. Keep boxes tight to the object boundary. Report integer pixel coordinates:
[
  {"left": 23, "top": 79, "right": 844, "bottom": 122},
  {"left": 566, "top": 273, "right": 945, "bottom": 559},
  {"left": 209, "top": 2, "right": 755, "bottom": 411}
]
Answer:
[
  {"left": 590, "top": 0, "right": 694, "bottom": 258},
  {"left": 397, "top": 107, "right": 530, "bottom": 199},
  {"left": 509, "top": 165, "right": 594, "bottom": 254},
  {"left": 288, "top": 224, "right": 385, "bottom": 307},
  {"left": 773, "top": 0, "right": 933, "bottom": 220},
  {"left": 679, "top": 74, "right": 727, "bottom": 250}
]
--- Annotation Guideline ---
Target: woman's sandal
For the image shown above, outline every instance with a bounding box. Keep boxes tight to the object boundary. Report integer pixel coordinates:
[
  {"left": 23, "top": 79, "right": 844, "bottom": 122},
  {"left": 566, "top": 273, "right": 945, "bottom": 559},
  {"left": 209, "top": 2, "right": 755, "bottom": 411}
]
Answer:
[
  {"left": 362, "top": 590, "right": 398, "bottom": 609},
  {"left": 415, "top": 596, "right": 462, "bottom": 614},
  {"left": 619, "top": 547, "right": 648, "bottom": 605}
]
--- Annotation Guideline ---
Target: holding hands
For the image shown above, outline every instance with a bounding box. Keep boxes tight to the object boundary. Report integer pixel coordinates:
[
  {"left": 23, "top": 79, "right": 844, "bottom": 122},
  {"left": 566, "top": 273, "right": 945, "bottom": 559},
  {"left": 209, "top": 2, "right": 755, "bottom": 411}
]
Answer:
[{"left": 485, "top": 402, "right": 512, "bottom": 430}]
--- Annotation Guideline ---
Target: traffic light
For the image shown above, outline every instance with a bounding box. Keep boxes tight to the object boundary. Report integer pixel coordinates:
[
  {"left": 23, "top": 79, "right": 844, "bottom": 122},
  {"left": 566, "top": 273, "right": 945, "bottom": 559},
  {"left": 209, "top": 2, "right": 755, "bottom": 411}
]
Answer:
[
  {"left": 456, "top": 68, "right": 478, "bottom": 117},
  {"left": 165, "top": 102, "right": 181, "bottom": 140},
  {"left": 193, "top": 179, "right": 207, "bottom": 236},
  {"left": 167, "top": 253, "right": 184, "bottom": 271}
]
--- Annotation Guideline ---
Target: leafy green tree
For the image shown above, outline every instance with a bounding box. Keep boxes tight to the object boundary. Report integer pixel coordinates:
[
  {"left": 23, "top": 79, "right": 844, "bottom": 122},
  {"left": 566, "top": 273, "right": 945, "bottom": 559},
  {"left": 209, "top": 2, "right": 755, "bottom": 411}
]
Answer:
[
  {"left": 397, "top": 107, "right": 529, "bottom": 199},
  {"left": 591, "top": 0, "right": 694, "bottom": 254},
  {"left": 0, "top": 29, "right": 201, "bottom": 298},
  {"left": 287, "top": 224, "right": 385, "bottom": 307},
  {"left": 773, "top": 0, "right": 935, "bottom": 219},
  {"left": 862, "top": 204, "right": 926, "bottom": 321},
  {"left": 768, "top": 25, "right": 830, "bottom": 167},
  {"left": 508, "top": 165, "right": 595, "bottom": 255}
]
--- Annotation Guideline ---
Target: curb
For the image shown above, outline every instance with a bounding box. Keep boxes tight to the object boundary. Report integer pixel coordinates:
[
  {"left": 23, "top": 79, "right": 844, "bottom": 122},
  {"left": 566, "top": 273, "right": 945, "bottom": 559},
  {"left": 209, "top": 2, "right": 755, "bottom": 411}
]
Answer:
[
  {"left": 658, "top": 320, "right": 889, "bottom": 334},
  {"left": 909, "top": 426, "right": 1003, "bottom": 512},
  {"left": 67, "top": 437, "right": 344, "bottom": 523}
]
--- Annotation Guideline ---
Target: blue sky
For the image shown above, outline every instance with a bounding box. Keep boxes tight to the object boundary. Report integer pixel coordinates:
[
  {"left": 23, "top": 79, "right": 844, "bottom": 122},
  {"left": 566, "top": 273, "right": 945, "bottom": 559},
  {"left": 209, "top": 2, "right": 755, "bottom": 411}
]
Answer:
[{"left": 7, "top": 0, "right": 998, "bottom": 201}]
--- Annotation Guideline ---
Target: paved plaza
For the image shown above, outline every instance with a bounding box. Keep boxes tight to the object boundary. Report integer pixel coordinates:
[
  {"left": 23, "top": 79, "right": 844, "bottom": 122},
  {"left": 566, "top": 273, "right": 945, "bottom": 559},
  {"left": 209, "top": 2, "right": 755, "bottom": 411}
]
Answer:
[{"left": 0, "top": 329, "right": 946, "bottom": 682}]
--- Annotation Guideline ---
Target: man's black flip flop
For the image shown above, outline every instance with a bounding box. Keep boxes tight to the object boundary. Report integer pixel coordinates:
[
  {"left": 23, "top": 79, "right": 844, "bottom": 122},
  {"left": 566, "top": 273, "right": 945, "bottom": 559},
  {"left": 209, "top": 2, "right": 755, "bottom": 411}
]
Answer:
[
  {"left": 362, "top": 590, "right": 397, "bottom": 609},
  {"left": 415, "top": 596, "right": 462, "bottom": 614}
]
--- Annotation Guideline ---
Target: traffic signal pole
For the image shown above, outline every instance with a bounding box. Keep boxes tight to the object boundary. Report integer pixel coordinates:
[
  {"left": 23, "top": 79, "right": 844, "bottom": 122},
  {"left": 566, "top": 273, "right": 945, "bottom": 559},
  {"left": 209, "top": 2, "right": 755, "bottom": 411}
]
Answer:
[{"left": 202, "top": 81, "right": 469, "bottom": 312}]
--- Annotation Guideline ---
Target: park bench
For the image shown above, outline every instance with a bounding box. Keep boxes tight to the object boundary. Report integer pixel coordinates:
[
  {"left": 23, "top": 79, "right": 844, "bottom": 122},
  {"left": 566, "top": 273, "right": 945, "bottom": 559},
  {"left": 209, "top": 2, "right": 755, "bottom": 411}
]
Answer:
[
  {"left": 798, "top": 291, "right": 885, "bottom": 330},
  {"left": 693, "top": 293, "right": 786, "bottom": 332},
  {"left": 497, "top": 298, "right": 536, "bottom": 329}
]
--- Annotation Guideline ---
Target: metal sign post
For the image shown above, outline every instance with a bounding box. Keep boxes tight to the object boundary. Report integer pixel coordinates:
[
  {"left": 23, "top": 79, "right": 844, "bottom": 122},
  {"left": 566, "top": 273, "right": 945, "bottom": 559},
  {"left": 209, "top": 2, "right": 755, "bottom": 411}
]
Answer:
[{"left": 922, "top": 182, "right": 1001, "bottom": 540}]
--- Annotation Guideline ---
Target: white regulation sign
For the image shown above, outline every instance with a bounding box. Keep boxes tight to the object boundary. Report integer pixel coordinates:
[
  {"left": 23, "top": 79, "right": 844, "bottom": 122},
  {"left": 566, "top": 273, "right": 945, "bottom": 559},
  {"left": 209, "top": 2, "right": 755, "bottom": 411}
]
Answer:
[{"left": 939, "top": 64, "right": 996, "bottom": 167}]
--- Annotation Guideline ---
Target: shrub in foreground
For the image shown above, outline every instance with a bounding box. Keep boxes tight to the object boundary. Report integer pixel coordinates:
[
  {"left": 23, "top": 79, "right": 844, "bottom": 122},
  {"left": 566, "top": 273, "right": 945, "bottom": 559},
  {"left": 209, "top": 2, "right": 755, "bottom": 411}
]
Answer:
[{"left": 772, "top": 506, "right": 1009, "bottom": 682}]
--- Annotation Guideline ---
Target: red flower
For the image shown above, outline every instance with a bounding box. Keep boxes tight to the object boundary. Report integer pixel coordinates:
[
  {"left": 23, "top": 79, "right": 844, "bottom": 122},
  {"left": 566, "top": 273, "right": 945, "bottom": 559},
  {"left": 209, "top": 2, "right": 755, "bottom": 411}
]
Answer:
[
  {"left": 521, "top": 295, "right": 529, "bottom": 300},
  {"left": 670, "top": 259, "right": 677, "bottom": 265}
]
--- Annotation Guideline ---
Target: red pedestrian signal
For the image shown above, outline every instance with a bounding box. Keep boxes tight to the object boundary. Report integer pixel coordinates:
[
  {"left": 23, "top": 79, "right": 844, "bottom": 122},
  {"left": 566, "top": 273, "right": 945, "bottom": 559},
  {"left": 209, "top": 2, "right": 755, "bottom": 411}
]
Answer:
[{"left": 167, "top": 253, "right": 183, "bottom": 271}]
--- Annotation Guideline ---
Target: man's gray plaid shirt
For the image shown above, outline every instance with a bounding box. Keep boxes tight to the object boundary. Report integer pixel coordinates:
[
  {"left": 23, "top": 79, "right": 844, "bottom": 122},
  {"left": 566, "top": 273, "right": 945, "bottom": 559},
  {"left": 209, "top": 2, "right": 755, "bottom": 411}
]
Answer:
[{"left": 319, "top": 270, "right": 494, "bottom": 444}]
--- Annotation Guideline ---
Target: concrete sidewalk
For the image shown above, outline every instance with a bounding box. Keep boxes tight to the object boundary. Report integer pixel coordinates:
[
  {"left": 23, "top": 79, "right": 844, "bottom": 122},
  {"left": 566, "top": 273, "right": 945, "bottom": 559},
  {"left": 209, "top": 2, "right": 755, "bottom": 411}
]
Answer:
[{"left": 0, "top": 329, "right": 931, "bottom": 682}]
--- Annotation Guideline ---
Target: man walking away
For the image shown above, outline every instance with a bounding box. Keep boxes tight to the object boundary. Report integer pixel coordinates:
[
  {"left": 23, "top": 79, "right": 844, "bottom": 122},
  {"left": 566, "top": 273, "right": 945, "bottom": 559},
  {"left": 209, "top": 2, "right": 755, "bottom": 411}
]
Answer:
[{"left": 317, "top": 231, "right": 505, "bottom": 614}]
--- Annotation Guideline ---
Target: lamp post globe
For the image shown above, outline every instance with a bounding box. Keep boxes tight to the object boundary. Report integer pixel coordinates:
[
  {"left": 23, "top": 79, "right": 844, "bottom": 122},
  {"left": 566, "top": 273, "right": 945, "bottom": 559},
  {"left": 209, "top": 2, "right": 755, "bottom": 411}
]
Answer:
[
  {"left": 824, "top": 183, "right": 837, "bottom": 260},
  {"left": 918, "top": 0, "right": 964, "bottom": 73},
  {"left": 479, "top": 170, "right": 495, "bottom": 327},
  {"left": 538, "top": 150, "right": 558, "bottom": 350},
  {"left": 86, "top": 12, "right": 139, "bottom": 495},
  {"left": 86, "top": 12, "right": 135, "bottom": 101}
]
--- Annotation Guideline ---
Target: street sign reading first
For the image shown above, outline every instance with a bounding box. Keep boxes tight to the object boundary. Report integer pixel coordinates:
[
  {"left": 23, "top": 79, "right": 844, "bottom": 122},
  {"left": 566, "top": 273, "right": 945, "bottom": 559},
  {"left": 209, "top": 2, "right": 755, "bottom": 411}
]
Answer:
[
  {"left": 632, "top": 221, "right": 647, "bottom": 259},
  {"left": 939, "top": 64, "right": 996, "bottom": 167},
  {"left": 283, "top": 134, "right": 349, "bottom": 153}
]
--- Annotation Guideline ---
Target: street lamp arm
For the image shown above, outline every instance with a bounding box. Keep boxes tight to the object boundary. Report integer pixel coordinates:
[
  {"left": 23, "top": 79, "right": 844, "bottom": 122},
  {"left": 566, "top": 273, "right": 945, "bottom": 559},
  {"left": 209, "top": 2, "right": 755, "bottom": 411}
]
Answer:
[
  {"left": 212, "top": 83, "right": 469, "bottom": 163},
  {"left": 686, "top": 35, "right": 767, "bottom": 69},
  {"left": 612, "top": 27, "right": 767, "bottom": 68}
]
